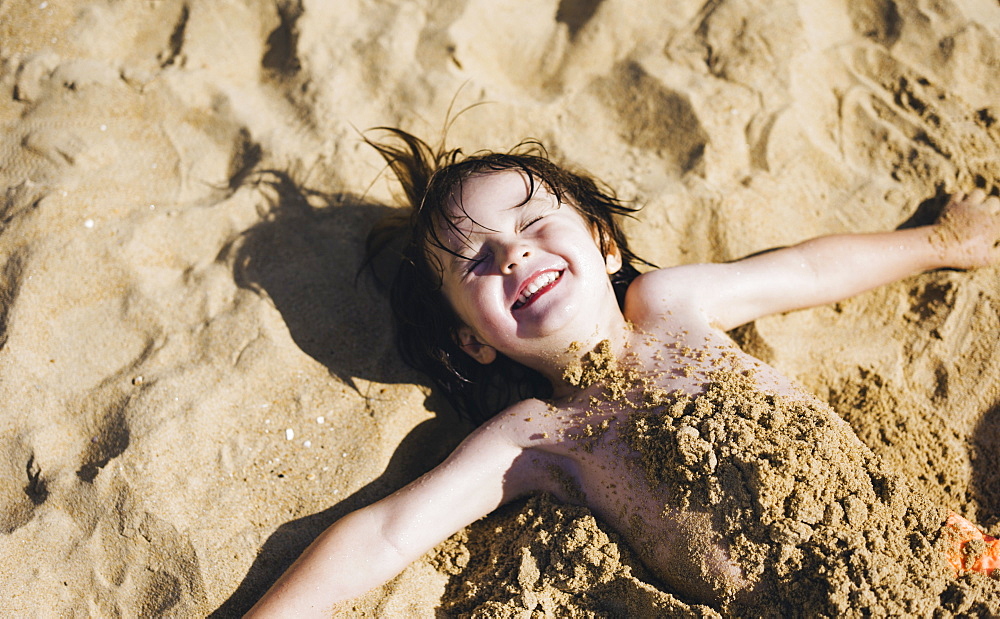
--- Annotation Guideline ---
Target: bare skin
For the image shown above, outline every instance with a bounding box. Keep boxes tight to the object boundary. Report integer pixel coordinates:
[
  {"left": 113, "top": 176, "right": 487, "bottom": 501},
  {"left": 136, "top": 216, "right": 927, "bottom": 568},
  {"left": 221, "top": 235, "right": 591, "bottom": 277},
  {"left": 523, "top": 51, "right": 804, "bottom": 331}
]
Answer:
[{"left": 246, "top": 185, "right": 1000, "bottom": 617}]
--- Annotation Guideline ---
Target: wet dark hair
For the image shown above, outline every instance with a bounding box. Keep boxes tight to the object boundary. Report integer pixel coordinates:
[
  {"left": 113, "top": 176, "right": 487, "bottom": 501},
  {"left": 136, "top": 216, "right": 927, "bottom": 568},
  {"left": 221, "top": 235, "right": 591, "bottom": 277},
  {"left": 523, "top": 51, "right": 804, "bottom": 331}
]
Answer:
[{"left": 365, "top": 128, "right": 652, "bottom": 425}]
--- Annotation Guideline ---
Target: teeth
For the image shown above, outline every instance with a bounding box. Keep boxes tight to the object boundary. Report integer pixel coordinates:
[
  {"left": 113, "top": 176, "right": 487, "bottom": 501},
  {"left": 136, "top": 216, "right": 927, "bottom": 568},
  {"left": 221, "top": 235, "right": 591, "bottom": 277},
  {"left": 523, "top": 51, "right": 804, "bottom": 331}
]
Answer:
[{"left": 515, "top": 271, "right": 560, "bottom": 308}]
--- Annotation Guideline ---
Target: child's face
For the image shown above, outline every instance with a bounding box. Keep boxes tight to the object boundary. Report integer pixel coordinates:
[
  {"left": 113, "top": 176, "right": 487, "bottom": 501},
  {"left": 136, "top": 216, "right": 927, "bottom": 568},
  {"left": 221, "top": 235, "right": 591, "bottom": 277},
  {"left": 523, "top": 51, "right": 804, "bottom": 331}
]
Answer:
[{"left": 430, "top": 170, "right": 622, "bottom": 365}]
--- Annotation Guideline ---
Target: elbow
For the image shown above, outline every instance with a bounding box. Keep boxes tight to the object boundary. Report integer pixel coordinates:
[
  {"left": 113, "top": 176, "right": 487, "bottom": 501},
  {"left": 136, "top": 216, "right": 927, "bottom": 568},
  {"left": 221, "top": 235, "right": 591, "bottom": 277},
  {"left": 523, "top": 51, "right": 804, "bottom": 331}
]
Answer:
[{"left": 377, "top": 508, "right": 425, "bottom": 565}]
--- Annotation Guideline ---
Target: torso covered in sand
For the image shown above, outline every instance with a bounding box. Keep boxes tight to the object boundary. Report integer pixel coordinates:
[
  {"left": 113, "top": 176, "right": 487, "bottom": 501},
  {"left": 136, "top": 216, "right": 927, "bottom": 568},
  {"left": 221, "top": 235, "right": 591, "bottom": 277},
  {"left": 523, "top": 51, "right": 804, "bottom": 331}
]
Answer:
[{"left": 482, "top": 301, "right": 950, "bottom": 610}]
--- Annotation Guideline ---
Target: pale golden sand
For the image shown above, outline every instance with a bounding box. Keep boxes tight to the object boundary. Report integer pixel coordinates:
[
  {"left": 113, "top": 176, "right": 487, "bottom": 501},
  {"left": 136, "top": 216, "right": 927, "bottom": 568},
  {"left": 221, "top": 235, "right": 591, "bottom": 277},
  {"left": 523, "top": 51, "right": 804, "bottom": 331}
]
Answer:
[{"left": 1, "top": 0, "right": 999, "bottom": 615}]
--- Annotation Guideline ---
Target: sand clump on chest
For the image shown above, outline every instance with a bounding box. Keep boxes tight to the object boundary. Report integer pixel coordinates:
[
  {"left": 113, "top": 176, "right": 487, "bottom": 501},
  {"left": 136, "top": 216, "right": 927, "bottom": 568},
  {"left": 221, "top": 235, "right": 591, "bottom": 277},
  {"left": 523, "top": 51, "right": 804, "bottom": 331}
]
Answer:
[
  {"left": 436, "top": 340, "right": 1000, "bottom": 615},
  {"left": 624, "top": 368, "right": 999, "bottom": 614}
]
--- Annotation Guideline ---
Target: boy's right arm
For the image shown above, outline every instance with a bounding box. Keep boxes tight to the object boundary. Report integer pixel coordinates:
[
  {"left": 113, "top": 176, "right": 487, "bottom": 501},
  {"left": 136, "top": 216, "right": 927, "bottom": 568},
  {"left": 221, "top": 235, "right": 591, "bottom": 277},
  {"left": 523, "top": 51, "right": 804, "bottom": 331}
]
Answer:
[
  {"left": 244, "top": 410, "right": 535, "bottom": 618},
  {"left": 630, "top": 190, "right": 1000, "bottom": 331}
]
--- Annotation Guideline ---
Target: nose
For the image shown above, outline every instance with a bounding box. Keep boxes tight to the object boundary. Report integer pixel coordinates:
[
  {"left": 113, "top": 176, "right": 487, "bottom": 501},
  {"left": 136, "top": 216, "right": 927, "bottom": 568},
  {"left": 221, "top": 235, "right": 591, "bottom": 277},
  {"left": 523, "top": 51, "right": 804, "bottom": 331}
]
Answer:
[{"left": 499, "top": 243, "right": 531, "bottom": 274}]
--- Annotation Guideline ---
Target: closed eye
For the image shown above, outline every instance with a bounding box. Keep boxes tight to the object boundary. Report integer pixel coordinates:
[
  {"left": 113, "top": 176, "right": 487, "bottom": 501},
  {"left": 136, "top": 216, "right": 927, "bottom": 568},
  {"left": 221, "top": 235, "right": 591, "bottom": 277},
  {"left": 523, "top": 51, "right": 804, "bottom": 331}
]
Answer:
[
  {"left": 518, "top": 194, "right": 558, "bottom": 231},
  {"left": 463, "top": 251, "right": 490, "bottom": 275},
  {"left": 464, "top": 258, "right": 483, "bottom": 274},
  {"left": 520, "top": 215, "right": 543, "bottom": 231}
]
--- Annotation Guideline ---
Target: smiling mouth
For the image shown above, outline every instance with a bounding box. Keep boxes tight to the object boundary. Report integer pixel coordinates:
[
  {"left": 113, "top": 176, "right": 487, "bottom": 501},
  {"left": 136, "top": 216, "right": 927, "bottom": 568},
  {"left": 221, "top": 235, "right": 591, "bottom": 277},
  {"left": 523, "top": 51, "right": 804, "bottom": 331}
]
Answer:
[{"left": 512, "top": 270, "right": 562, "bottom": 310}]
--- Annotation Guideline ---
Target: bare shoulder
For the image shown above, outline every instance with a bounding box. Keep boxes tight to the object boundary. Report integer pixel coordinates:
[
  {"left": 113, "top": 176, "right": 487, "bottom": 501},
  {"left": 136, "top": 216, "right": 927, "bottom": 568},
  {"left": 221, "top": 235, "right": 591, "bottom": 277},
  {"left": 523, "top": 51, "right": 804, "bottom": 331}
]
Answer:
[
  {"left": 474, "top": 398, "right": 587, "bottom": 500},
  {"left": 623, "top": 264, "right": 724, "bottom": 325},
  {"left": 457, "top": 398, "right": 564, "bottom": 473},
  {"left": 481, "top": 397, "right": 562, "bottom": 447}
]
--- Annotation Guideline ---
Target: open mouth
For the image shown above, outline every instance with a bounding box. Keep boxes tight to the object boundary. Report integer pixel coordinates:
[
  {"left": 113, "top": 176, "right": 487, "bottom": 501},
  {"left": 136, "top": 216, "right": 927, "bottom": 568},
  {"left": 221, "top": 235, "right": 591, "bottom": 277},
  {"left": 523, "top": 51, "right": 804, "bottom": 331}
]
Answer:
[{"left": 512, "top": 270, "right": 562, "bottom": 310}]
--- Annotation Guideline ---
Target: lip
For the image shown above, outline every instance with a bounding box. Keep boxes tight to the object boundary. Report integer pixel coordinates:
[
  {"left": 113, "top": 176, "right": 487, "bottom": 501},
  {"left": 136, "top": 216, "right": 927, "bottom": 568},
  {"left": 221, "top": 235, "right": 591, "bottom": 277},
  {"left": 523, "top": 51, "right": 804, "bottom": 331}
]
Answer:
[{"left": 512, "top": 268, "right": 564, "bottom": 311}]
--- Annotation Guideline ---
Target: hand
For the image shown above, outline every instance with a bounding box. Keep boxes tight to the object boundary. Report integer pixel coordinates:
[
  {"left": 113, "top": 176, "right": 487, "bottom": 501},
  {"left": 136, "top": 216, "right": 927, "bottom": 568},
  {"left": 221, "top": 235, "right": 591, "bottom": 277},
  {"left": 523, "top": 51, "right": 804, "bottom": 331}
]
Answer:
[{"left": 933, "top": 189, "right": 1000, "bottom": 269}]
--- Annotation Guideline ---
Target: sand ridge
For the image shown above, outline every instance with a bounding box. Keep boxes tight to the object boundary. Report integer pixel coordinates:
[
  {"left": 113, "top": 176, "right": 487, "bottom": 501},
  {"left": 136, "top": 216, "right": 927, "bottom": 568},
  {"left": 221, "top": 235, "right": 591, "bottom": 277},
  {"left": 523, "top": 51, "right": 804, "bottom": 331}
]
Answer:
[{"left": 1, "top": 0, "right": 1000, "bottom": 615}]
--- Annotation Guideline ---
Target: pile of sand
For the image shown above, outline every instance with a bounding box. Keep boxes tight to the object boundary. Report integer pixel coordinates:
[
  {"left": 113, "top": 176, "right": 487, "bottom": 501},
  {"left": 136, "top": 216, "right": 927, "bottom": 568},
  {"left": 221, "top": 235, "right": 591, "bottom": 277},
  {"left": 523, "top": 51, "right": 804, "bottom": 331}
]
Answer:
[{"left": 1, "top": 0, "right": 998, "bottom": 615}]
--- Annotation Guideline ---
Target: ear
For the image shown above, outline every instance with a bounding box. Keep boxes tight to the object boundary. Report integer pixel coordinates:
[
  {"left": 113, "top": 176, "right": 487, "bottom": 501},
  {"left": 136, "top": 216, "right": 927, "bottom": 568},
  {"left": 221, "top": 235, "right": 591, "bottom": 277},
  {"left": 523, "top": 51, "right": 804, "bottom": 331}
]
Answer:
[
  {"left": 590, "top": 225, "right": 623, "bottom": 275},
  {"left": 605, "top": 244, "right": 623, "bottom": 275},
  {"left": 454, "top": 325, "right": 497, "bottom": 365}
]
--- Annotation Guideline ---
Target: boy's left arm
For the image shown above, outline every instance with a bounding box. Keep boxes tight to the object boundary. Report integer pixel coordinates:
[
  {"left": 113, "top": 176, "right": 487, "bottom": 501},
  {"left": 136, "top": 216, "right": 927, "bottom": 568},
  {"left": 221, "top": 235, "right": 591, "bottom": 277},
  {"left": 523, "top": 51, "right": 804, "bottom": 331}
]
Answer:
[
  {"left": 654, "top": 190, "right": 1000, "bottom": 331},
  {"left": 244, "top": 404, "right": 541, "bottom": 618}
]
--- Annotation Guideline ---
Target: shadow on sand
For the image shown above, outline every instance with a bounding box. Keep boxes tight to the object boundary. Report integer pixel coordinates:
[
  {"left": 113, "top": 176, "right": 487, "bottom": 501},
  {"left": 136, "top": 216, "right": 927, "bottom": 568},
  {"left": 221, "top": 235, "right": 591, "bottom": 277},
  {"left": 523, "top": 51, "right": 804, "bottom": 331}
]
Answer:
[{"left": 211, "top": 171, "right": 469, "bottom": 617}]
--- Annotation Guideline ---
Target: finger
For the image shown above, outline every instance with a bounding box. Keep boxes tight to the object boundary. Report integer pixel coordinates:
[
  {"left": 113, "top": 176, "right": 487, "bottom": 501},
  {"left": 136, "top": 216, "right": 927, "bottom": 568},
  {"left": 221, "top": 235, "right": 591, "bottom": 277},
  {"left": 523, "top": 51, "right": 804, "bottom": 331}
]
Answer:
[{"left": 967, "top": 188, "right": 987, "bottom": 204}]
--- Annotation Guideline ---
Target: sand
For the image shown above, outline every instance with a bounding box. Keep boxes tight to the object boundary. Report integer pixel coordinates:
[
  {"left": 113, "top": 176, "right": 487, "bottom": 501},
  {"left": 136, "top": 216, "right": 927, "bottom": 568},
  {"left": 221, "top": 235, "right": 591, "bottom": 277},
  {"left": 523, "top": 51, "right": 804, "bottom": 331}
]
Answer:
[{"left": 1, "top": 0, "right": 999, "bottom": 616}]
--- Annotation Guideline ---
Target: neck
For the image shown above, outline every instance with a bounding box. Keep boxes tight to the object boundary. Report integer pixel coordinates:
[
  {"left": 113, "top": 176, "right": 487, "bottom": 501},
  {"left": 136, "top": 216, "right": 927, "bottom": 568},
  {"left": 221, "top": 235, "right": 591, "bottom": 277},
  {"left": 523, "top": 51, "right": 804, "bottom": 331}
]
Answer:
[{"left": 513, "top": 311, "right": 632, "bottom": 400}]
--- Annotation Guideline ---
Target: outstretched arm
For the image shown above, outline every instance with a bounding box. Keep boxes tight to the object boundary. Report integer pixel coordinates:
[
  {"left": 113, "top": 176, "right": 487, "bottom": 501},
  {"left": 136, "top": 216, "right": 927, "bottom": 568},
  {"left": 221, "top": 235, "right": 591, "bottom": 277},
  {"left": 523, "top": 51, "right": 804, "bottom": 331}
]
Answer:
[
  {"left": 634, "top": 190, "right": 1000, "bottom": 331},
  {"left": 244, "top": 417, "right": 531, "bottom": 618}
]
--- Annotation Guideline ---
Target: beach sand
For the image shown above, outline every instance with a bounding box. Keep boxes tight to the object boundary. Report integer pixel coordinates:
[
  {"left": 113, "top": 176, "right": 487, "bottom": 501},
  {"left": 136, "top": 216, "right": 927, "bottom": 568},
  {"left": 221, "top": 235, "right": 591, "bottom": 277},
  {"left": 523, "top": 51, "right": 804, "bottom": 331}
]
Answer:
[{"left": 1, "top": 0, "right": 999, "bottom": 615}]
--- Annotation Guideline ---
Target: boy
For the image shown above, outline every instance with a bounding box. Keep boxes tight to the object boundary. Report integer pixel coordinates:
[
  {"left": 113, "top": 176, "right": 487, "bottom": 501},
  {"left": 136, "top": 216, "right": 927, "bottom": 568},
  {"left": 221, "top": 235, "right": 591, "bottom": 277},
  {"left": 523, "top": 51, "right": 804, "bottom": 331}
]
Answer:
[{"left": 247, "top": 132, "right": 1000, "bottom": 616}]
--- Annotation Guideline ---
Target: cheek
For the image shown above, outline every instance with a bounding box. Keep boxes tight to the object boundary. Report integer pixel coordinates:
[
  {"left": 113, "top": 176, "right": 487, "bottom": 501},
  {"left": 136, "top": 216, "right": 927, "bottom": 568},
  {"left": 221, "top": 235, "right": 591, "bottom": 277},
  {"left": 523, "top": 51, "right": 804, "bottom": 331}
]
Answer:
[
  {"left": 442, "top": 280, "right": 491, "bottom": 325},
  {"left": 447, "top": 283, "right": 514, "bottom": 337}
]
